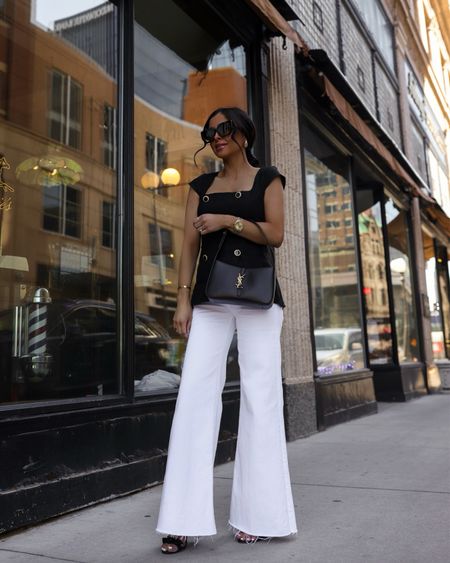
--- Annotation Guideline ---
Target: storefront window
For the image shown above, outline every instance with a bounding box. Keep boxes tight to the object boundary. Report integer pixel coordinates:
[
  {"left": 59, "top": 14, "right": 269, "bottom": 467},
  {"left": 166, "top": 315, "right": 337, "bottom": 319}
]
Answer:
[
  {"left": 304, "top": 127, "right": 364, "bottom": 375},
  {"left": 133, "top": 1, "right": 247, "bottom": 393},
  {"left": 435, "top": 245, "right": 450, "bottom": 358},
  {"left": 424, "top": 253, "right": 446, "bottom": 359},
  {"left": 356, "top": 189, "right": 394, "bottom": 364},
  {"left": 0, "top": 1, "right": 118, "bottom": 403},
  {"left": 385, "top": 198, "right": 419, "bottom": 363}
]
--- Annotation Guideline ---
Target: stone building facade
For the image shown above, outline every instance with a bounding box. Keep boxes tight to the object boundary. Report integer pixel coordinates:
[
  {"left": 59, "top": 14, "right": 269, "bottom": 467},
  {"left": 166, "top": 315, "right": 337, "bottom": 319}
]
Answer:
[{"left": 267, "top": 0, "right": 450, "bottom": 433}]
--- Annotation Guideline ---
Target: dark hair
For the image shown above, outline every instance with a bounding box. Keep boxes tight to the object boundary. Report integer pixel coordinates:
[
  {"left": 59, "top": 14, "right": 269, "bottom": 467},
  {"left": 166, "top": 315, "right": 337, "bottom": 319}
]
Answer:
[{"left": 194, "top": 107, "right": 260, "bottom": 167}]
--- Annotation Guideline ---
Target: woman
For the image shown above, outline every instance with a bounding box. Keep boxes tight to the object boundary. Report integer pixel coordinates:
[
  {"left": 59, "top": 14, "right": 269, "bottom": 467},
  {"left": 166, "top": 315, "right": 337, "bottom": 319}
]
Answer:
[{"left": 157, "top": 107, "right": 297, "bottom": 554}]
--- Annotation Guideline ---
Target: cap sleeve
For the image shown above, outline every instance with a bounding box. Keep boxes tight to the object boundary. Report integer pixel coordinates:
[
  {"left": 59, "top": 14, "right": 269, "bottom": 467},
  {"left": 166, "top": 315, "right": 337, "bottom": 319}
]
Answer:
[
  {"left": 260, "top": 166, "right": 286, "bottom": 190},
  {"left": 189, "top": 173, "right": 215, "bottom": 198}
]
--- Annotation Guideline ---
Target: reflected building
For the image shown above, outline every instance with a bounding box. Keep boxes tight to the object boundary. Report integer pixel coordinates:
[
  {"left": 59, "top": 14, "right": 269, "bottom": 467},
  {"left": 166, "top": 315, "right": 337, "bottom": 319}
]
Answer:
[
  {"left": 0, "top": 1, "right": 117, "bottom": 312},
  {"left": 358, "top": 209, "right": 393, "bottom": 363},
  {"left": 315, "top": 168, "right": 359, "bottom": 328},
  {"left": 0, "top": 1, "right": 246, "bottom": 328}
]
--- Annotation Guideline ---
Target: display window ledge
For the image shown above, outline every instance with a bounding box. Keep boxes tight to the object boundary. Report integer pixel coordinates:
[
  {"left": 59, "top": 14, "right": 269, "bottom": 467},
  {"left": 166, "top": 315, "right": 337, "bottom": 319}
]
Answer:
[
  {"left": 0, "top": 382, "right": 241, "bottom": 435},
  {"left": 314, "top": 368, "right": 374, "bottom": 385}
]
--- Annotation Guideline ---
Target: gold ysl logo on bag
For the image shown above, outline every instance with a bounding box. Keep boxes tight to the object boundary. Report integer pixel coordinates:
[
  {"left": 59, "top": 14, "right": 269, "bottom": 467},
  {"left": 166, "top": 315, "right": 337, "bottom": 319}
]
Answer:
[{"left": 236, "top": 272, "right": 245, "bottom": 289}]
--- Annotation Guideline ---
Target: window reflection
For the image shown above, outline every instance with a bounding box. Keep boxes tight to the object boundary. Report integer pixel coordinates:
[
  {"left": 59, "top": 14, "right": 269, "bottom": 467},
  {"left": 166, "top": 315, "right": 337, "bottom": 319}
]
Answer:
[
  {"left": 356, "top": 190, "right": 394, "bottom": 364},
  {"left": 48, "top": 70, "right": 82, "bottom": 149},
  {"left": 385, "top": 199, "right": 419, "bottom": 363},
  {"left": 133, "top": 1, "right": 245, "bottom": 392},
  {"left": 0, "top": 1, "right": 118, "bottom": 403},
  {"left": 423, "top": 243, "right": 450, "bottom": 360},
  {"left": 424, "top": 254, "right": 446, "bottom": 360},
  {"left": 304, "top": 128, "right": 364, "bottom": 375},
  {"left": 435, "top": 245, "right": 450, "bottom": 358},
  {"left": 102, "top": 105, "right": 117, "bottom": 169},
  {"left": 102, "top": 201, "right": 116, "bottom": 249}
]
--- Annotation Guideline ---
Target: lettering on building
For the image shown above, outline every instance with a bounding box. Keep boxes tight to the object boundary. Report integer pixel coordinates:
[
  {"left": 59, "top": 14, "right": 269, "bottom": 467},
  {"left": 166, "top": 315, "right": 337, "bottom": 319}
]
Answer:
[{"left": 54, "top": 4, "right": 114, "bottom": 31}]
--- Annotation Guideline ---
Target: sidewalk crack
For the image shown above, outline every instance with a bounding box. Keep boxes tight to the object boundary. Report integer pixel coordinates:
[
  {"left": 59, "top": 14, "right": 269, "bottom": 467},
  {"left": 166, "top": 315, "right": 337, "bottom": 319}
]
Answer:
[
  {"left": 0, "top": 548, "right": 87, "bottom": 563},
  {"left": 290, "top": 482, "right": 450, "bottom": 495}
]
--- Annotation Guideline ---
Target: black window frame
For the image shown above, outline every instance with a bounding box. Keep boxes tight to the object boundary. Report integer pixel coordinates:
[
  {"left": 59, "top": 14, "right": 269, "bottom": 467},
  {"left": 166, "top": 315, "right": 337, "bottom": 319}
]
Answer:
[
  {"left": 145, "top": 132, "right": 168, "bottom": 174},
  {"left": 102, "top": 103, "right": 117, "bottom": 169},
  {"left": 42, "top": 183, "right": 82, "bottom": 239},
  {"left": 48, "top": 68, "right": 83, "bottom": 150},
  {"left": 148, "top": 223, "right": 175, "bottom": 270},
  {"left": 102, "top": 200, "right": 116, "bottom": 249}
]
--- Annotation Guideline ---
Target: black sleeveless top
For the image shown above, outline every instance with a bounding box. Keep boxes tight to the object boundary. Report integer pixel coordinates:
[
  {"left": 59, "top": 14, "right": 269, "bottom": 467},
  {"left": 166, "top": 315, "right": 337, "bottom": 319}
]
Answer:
[{"left": 189, "top": 166, "right": 286, "bottom": 308}]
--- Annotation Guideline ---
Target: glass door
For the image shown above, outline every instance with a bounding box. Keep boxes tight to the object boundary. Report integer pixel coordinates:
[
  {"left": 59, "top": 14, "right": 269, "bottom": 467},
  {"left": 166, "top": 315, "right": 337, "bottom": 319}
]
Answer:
[
  {"left": 355, "top": 188, "right": 394, "bottom": 365},
  {"left": 435, "top": 245, "right": 450, "bottom": 358},
  {"left": 384, "top": 197, "right": 420, "bottom": 363}
]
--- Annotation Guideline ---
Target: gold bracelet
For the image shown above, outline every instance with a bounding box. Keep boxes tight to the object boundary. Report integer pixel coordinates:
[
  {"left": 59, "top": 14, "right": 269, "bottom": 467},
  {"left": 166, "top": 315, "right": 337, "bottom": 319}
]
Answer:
[{"left": 178, "top": 284, "right": 191, "bottom": 290}]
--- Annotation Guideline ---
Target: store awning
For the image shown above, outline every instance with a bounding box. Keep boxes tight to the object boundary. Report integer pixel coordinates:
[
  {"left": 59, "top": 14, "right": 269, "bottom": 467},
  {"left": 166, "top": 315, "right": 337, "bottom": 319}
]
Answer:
[
  {"left": 244, "top": 0, "right": 309, "bottom": 54},
  {"left": 422, "top": 230, "right": 435, "bottom": 261},
  {"left": 386, "top": 214, "right": 409, "bottom": 255},
  {"left": 320, "top": 73, "right": 450, "bottom": 243},
  {"left": 424, "top": 204, "right": 450, "bottom": 240}
]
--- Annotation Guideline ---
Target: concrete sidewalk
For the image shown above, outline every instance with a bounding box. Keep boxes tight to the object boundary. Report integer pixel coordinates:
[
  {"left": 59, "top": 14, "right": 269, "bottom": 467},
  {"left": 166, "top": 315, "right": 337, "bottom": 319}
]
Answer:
[{"left": 1, "top": 394, "right": 449, "bottom": 563}]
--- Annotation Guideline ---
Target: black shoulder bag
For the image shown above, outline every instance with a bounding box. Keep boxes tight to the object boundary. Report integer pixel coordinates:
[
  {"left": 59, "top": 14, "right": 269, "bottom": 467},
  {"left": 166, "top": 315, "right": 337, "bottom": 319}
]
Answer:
[{"left": 205, "top": 221, "right": 276, "bottom": 309}]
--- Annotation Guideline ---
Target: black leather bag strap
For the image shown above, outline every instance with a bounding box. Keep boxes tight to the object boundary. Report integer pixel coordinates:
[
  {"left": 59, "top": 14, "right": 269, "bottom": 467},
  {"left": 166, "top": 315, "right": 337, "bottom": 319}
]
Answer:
[
  {"left": 248, "top": 219, "right": 270, "bottom": 245},
  {"left": 248, "top": 220, "right": 275, "bottom": 268},
  {"left": 245, "top": 219, "right": 275, "bottom": 270}
]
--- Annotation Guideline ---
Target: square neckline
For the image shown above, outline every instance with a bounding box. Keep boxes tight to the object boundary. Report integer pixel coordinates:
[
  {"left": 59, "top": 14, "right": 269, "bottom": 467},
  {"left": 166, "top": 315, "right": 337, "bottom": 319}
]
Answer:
[{"left": 203, "top": 168, "right": 262, "bottom": 196}]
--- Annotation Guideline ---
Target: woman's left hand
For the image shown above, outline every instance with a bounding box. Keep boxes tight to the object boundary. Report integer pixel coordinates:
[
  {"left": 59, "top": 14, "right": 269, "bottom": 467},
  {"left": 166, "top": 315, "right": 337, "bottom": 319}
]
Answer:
[{"left": 193, "top": 214, "right": 229, "bottom": 236}]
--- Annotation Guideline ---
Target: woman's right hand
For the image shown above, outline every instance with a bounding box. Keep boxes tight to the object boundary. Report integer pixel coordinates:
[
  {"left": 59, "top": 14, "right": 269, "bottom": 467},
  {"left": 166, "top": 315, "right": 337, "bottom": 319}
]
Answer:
[{"left": 173, "top": 301, "right": 193, "bottom": 338}]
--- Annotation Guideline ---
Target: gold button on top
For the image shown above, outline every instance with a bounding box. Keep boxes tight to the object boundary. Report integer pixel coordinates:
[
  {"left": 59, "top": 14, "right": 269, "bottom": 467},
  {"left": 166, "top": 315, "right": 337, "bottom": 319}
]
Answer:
[
  {"left": 202, "top": 195, "right": 210, "bottom": 203},
  {"left": 234, "top": 249, "right": 242, "bottom": 257},
  {"left": 202, "top": 254, "right": 208, "bottom": 261},
  {"left": 234, "top": 191, "right": 242, "bottom": 199}
]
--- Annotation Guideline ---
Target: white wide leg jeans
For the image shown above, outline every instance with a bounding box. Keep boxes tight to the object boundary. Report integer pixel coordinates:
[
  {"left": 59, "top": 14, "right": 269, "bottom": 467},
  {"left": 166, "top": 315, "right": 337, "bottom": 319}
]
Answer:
[{"left": 156, "top": 303, "right": 297, "bottom": 537}]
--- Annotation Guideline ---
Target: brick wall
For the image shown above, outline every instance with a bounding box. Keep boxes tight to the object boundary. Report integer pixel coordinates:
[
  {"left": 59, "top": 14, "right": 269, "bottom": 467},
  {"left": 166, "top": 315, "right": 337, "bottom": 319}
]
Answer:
[
  {"left": 290, "top": 0, "right": 340, "bottom": 68},
  {"left": 286, "top": 0, "right": 402, "bottom": 147},
  {"left": 340, "top": 3, "right": 377, "bottom": 116},
  {"left": 375, "top": 62, "right": 403, "bottom": 147},
  {"left": 268, "top": 37, "right": 318, "bottom": 438}
]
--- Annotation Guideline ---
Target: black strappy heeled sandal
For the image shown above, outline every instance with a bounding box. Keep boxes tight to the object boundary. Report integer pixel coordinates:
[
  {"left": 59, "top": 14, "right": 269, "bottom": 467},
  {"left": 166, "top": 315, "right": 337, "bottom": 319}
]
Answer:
[
  {"left": 234, "top": 531, "right": 271, "bottom": 544},
  {"left": 160, "top": 535, "right": 188, "bottom": 554}
]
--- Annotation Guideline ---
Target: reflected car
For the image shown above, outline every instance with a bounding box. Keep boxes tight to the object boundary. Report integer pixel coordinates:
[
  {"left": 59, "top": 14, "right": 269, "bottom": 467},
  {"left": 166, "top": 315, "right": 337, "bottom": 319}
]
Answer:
[
  {"left": 0, "top": 299, "right": 241, "bottom": 401},
  {"left": 366, "top": 317, "right": 394, "bottom": 364},
  {"left": 314, "top": 328, "right": 363, "bottom": 375},
  {"left": 0, "top": 300, "right": 176, "bottom": 400}
]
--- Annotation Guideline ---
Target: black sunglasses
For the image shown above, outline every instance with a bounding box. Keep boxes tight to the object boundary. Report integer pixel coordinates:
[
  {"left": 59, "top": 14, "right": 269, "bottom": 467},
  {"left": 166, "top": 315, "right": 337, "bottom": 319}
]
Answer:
[{"left": 201, "top": 120, "right": 236, "bottom": 143}]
